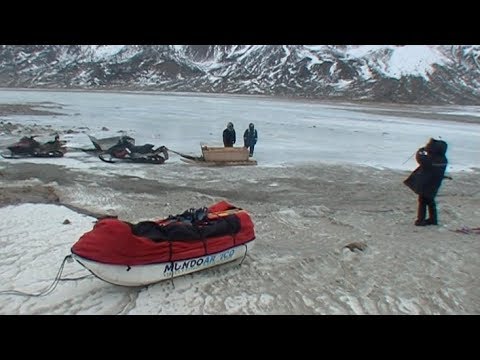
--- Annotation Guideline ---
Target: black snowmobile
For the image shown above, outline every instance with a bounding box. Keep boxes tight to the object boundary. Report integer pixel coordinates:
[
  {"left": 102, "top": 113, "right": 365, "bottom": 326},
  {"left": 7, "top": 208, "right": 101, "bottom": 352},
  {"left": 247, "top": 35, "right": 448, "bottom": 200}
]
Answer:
[
  {"left": 1, "top": 135, "right": 67, "bottom": 159},
  {"left": 98, "top": 136, "right": 169, "bottom": 164}
]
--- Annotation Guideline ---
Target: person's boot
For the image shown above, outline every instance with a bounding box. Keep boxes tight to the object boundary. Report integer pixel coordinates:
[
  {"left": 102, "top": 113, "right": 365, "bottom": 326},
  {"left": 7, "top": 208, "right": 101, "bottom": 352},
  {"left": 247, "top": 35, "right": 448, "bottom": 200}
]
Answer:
[
  {"left": 426, "top": 203, "right": 438, "bottom": 225},
  {"left": 415, "top": 219, "right": 429, "bottom": 226}
]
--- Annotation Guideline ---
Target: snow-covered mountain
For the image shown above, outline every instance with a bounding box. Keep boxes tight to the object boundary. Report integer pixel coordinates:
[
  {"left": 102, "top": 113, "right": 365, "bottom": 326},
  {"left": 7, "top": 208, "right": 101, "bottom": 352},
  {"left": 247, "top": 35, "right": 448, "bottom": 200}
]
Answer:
[{"left": 1, "top": 45, "right": 479, "bottom": 104}]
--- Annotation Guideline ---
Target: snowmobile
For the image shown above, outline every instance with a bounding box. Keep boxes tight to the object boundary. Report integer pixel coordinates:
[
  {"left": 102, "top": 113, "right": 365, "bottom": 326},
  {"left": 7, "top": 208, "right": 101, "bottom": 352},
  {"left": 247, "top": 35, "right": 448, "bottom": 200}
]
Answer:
[
  {"left": 98, "top": 136, "right": 169, "bottom": 164},
  {"left": 1, "top": 135, "right": 67, "bottom": 159}
]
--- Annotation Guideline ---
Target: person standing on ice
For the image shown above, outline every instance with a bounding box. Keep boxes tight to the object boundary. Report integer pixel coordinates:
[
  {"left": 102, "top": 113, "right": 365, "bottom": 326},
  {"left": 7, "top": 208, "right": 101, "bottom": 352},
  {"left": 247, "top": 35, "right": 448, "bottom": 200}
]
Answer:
[
  {"left": 403, "top": 138, "right": 448, "bottom": 226},
  {"left": 223, "top": 122, "right": 236, "bottom": 147},
  {"left": 243, "top": 122, "right": 258, "bottom": 157}
]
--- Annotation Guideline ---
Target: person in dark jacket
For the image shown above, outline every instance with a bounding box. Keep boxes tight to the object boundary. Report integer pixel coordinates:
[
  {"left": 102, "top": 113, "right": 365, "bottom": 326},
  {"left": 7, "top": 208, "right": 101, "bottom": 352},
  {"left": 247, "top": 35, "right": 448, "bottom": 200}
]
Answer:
[
  {"left": 243, "top": 123, "right": 258, "bottom": 157},
  {"left": 223, "top": 122, "right": 236, "bottom": 147},
  {"left": 403, "top": 138, "right": 448, "bottom": 226}
]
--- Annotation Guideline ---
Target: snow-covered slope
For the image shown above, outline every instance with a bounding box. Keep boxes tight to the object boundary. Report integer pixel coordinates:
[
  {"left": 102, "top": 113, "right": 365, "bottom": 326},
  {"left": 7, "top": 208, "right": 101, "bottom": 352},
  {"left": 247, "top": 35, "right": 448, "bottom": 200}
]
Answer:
[{"left": 0, "top": 45, "right": 479, "bottom": 104}]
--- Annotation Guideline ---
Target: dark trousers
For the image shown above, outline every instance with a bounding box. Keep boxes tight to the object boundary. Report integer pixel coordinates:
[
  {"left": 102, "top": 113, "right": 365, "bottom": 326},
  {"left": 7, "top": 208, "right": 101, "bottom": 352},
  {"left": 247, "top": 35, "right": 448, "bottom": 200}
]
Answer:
[
  {"left": 417, "top": 195, "right": 438, "bottom": 224},
  {"left": 247, "top": 144, "right": 255, "bottom": 156}
]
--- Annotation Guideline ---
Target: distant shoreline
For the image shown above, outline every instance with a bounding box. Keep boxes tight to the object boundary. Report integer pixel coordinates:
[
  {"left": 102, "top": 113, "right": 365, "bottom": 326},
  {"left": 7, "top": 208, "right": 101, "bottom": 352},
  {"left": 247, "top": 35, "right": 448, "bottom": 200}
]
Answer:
[
  {"left": 0, "top": 103, "right": 66, "bottom": 117},
  {"left": 2, "top": 86, "right": 480, "bottom": 109}
]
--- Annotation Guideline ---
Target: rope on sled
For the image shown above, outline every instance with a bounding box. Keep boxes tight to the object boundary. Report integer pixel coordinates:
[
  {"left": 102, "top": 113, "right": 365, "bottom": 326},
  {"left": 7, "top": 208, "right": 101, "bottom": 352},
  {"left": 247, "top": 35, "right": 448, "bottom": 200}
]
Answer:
[
  {"left": 168, "top": 240, "right": 175, "bottom": 290},
  {"left": 0, "top": 255, "right": 92, "bottom": 297},
  {"left": 239, "top": 244, "right": 249, "bottom": 266},
  {"left": 166, "top": 241, "right": 251, "bottom": 290},
  {"left": 165, "top": 147, "right": 201, "bottom": 161}
]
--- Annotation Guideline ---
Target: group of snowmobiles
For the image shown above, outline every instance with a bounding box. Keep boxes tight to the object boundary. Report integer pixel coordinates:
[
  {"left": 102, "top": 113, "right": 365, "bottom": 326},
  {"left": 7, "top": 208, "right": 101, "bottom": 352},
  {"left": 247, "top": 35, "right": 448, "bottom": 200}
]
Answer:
[{"left": 1, "top": 134, "right": 169, "bottom": 165}]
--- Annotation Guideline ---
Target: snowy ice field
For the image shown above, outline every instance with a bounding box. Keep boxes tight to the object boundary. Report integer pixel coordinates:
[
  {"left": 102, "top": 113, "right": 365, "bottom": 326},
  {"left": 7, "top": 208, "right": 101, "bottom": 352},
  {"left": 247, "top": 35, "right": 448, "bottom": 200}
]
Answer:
[
  {"left": 0, "top": 88, "right": 479, "bottom": 173},
  {"left": 0, "top": 89, "right": 479, "bottom": 315}
]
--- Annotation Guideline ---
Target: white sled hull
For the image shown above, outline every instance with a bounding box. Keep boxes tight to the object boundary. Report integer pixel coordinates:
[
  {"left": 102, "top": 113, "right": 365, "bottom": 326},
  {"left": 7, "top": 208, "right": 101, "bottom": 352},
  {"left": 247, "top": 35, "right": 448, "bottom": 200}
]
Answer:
[{"left": 72, "top": 240, "right": 255, "bottom": 287}]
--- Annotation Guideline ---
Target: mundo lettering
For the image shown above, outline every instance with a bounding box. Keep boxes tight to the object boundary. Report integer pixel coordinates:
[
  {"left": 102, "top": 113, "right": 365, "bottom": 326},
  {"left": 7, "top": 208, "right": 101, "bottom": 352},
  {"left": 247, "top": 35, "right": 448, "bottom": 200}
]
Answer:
[{"left": 163, "top": 249, "right": 236, "bottom": 274}]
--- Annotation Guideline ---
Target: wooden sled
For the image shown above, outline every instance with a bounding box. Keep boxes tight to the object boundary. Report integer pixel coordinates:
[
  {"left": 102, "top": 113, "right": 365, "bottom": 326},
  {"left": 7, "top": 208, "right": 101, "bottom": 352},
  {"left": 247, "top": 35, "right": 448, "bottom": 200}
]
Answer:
[{"left": 172, "top": 145, "right": 257, "bottom": 166}]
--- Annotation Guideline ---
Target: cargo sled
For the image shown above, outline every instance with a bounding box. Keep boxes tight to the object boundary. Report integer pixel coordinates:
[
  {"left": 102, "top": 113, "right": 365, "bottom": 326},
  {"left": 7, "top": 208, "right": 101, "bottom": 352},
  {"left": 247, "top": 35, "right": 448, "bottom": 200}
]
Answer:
[
  {"left": 71, "top": 201, "right": 256, "bottom": 286},
  {"left": 171, "top": 145, "right": 257, "bottom": 166}
]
